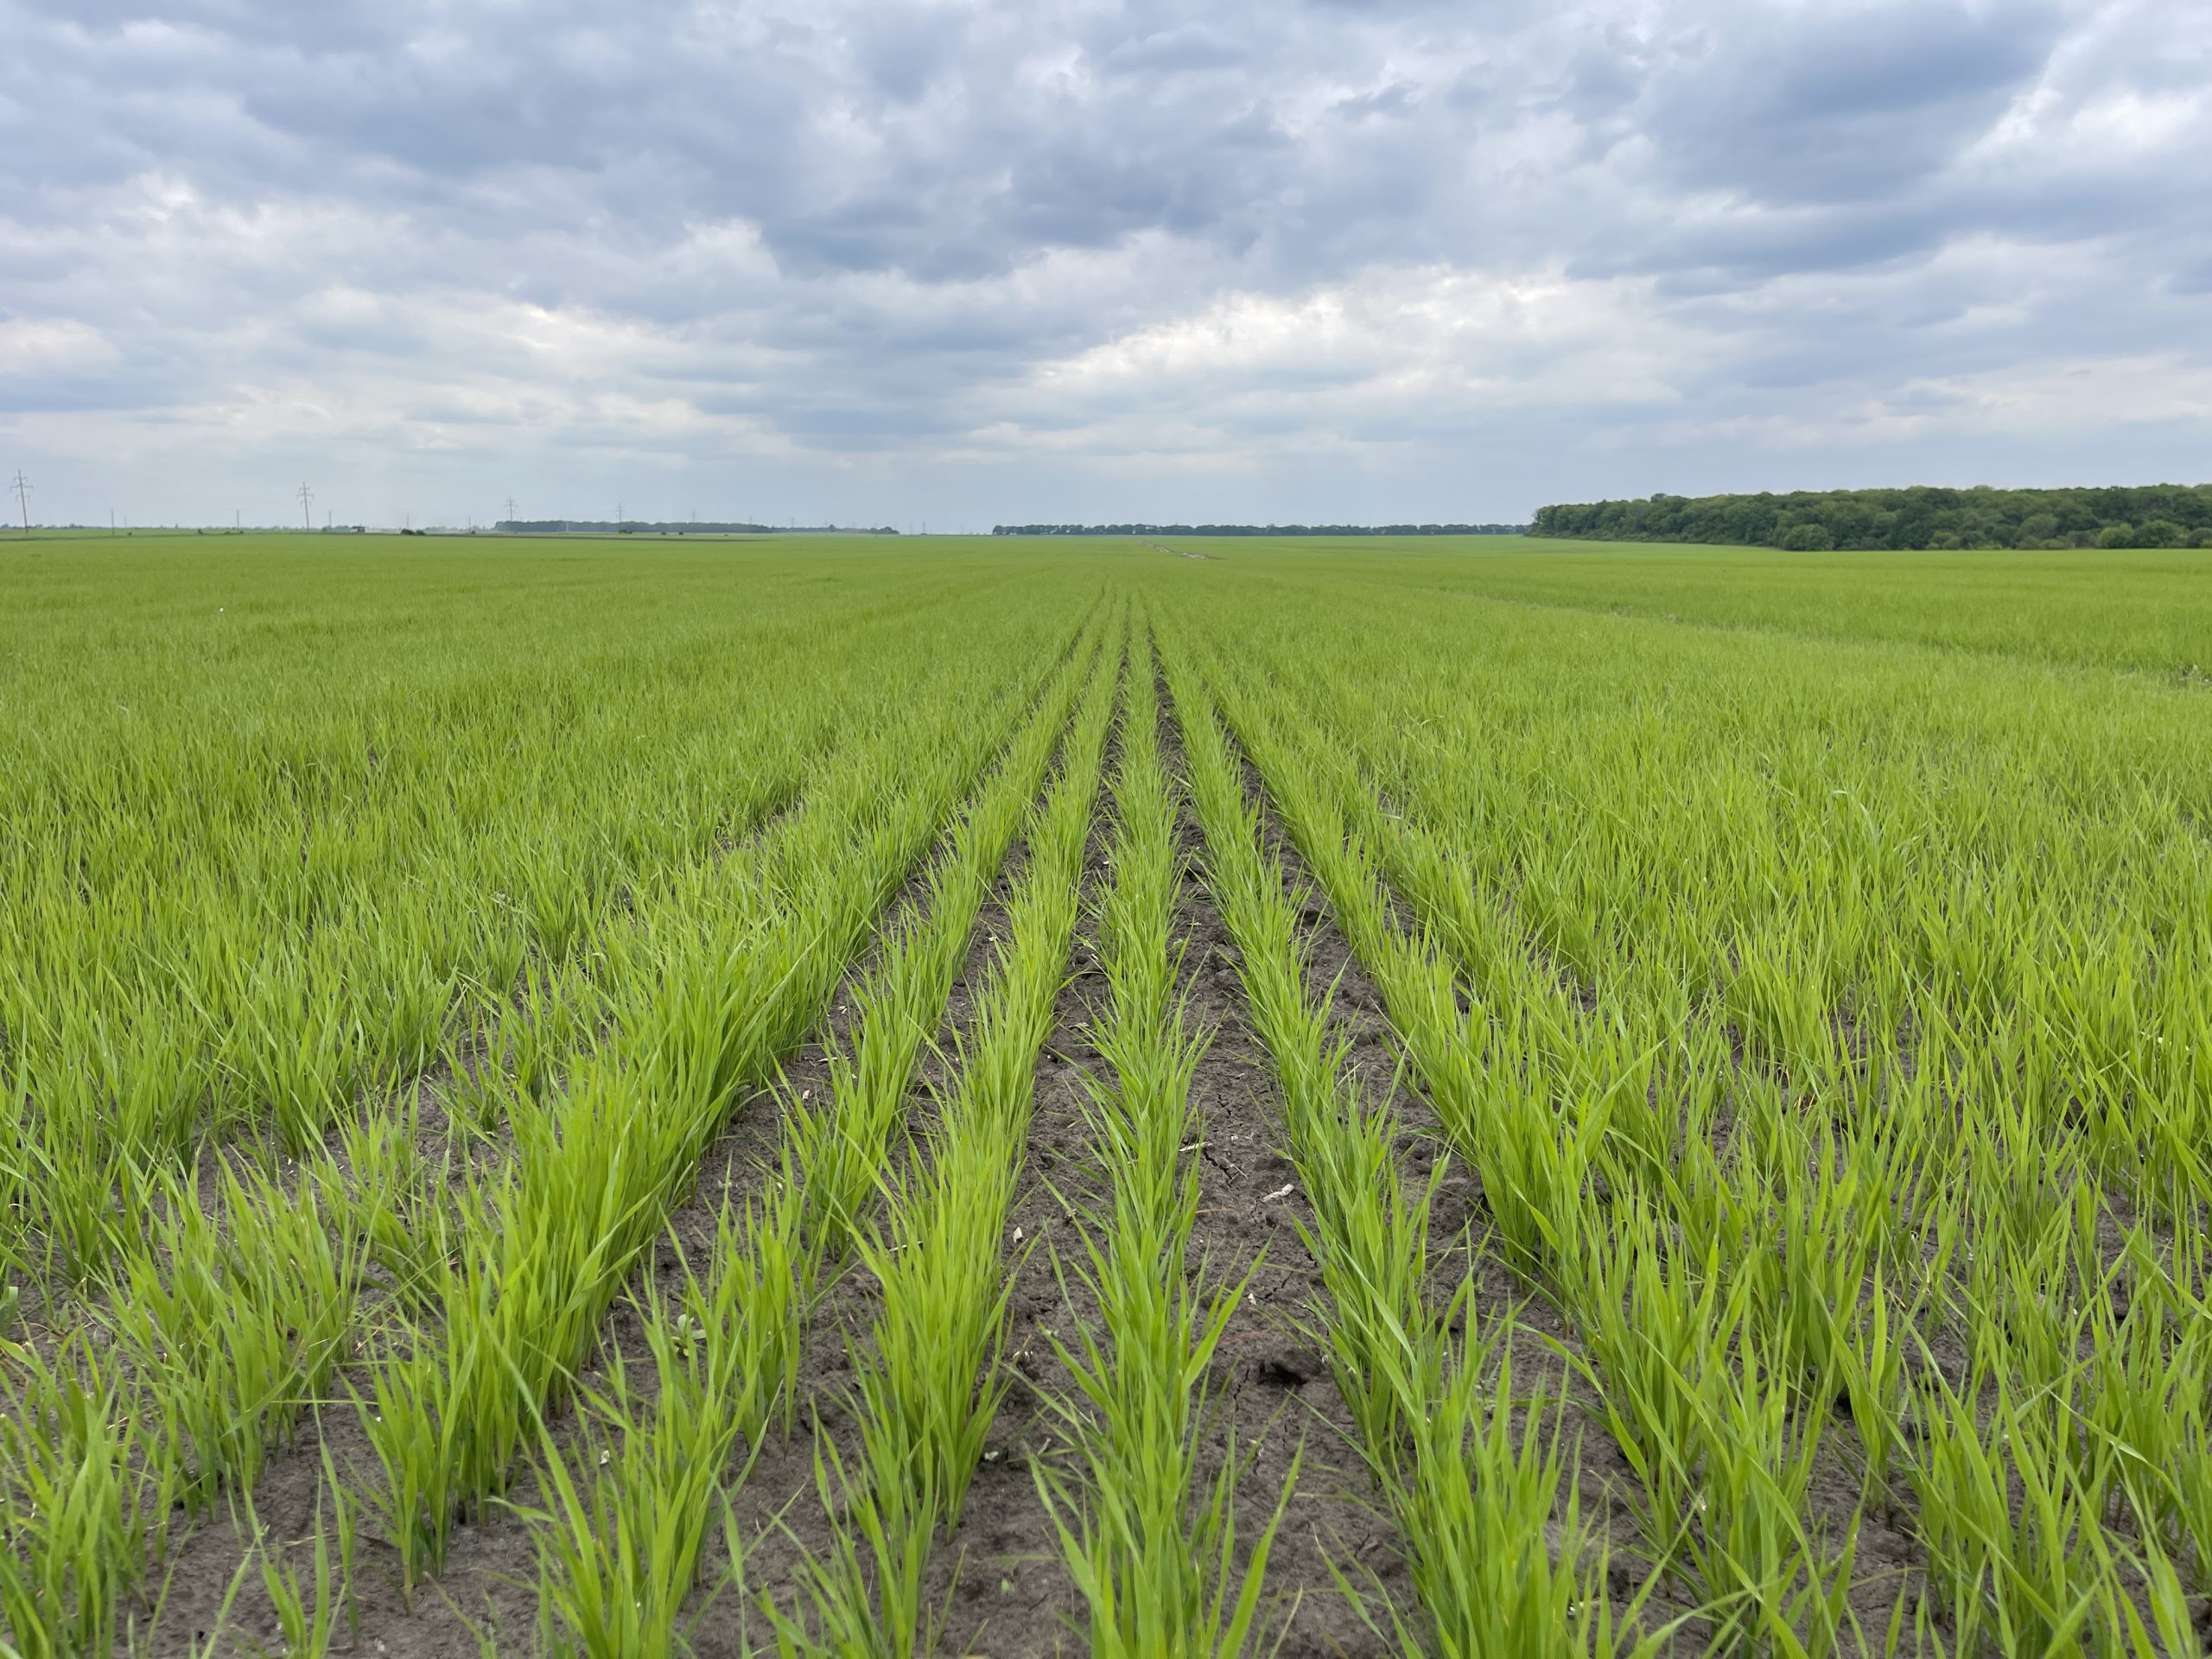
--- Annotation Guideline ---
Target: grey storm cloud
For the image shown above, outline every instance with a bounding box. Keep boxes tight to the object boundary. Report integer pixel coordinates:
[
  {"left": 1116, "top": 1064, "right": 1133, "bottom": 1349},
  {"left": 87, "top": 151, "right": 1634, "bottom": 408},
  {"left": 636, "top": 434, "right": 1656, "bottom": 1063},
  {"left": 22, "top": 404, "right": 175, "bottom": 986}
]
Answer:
[
  {"left": 1639, "top": 3, "right": 2064, "bottom": 205},
  {"left": 0, "top": 0, "right": 2208, "bottom": 528}
]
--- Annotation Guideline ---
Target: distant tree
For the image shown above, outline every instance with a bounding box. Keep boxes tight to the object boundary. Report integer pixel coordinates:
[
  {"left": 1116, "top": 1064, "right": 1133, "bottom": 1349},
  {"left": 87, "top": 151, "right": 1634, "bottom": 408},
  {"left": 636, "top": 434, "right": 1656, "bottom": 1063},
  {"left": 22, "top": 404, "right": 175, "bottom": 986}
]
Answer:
[
  {"left": 2138, "top": 519, "right": 2186, "bottom": 548},
  {"left": 1779, "top": 523, "right": 1834, "bottom": 551},
  {"left": 2097, "top": 524, "right": 2137, "bottom": 549}
]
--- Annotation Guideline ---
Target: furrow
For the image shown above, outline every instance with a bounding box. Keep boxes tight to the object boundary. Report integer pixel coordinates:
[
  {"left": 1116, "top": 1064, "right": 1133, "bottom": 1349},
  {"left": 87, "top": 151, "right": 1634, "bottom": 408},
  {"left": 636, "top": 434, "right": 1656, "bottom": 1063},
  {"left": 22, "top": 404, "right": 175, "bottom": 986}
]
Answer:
[{"left": 757, "top": 604, "right": 1124, "bottom": 1656}]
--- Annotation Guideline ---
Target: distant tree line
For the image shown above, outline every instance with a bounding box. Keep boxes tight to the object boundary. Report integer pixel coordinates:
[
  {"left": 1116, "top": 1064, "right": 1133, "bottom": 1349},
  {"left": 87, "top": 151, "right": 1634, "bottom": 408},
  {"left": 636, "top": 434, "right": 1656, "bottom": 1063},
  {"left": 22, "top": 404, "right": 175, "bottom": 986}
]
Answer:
[
  {"left": 991, "top": 522, "right": 1529, "bottom": 537},
  {"left": 498, "top": 519, "right": 777, "bottom": 534},
  {"left": 1529, "top": 485, "right": 2212, "bottom": 551}
]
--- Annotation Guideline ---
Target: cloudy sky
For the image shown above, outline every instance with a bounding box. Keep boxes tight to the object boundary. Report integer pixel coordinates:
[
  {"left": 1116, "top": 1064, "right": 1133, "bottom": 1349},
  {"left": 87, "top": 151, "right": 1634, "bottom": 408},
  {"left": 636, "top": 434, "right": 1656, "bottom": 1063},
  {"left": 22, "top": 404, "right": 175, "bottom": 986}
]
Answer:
[{"left": 3, "top": 0, "right": 2207, "bottom": 529}]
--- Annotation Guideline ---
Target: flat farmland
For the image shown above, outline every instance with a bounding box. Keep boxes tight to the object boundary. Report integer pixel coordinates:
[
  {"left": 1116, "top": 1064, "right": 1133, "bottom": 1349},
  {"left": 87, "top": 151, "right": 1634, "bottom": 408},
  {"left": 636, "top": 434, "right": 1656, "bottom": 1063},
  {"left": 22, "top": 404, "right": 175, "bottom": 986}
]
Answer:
[{"left": 3, "top": 534, "right": 2209, "bottom": 1657}]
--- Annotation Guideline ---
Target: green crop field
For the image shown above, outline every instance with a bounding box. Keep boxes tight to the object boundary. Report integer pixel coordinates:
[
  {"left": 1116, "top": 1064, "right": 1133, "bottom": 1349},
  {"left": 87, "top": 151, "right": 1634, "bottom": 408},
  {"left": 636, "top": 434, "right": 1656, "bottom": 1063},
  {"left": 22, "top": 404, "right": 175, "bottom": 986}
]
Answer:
[{"left": 3, "top": 532, "right": 2209, "bottom": 1657}]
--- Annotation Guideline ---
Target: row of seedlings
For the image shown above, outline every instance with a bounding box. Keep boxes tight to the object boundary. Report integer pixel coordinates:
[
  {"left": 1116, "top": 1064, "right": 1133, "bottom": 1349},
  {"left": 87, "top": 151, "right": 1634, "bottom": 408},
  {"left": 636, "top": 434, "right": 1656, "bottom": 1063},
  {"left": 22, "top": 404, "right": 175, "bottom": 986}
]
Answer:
[
  {"left": 520, "top": 610, "right": 1117, "bottom": 1659},
  {"left": 1158, "top": 631, "right": 1651, "bottom": 1659},
  {"left": 1030, "top": 625, "right": 1287, "bottom": 1654},
  {"left": 0, "top": 562, "right": 918, "bottom": 1296},
  {"left": 0, "top": 579, "right": 1028, "bottom": 1656},
  {"left": 771, "top": 608, "right": 1126, "bottom": 1655},
  {"left": 1179, "top": 586, "right": 2208, "bottom": 1654},
  {"left": 346, "top": 599, "right": 1091, "bottom": 1605}
]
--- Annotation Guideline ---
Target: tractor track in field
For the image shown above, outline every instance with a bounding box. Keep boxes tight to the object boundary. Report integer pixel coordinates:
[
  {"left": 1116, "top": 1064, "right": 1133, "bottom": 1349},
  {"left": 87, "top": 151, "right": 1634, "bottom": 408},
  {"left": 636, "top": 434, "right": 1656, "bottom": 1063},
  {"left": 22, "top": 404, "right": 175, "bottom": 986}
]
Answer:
[
  {"left": 907, "top": 659, "right": 1415, "bottom": 1658},
  {"left": 927, "top": 668, "right": 1423, "bottom": 1658},
  {"left": 722, "top": 643, "right": 1427, "bottom": 1657}
]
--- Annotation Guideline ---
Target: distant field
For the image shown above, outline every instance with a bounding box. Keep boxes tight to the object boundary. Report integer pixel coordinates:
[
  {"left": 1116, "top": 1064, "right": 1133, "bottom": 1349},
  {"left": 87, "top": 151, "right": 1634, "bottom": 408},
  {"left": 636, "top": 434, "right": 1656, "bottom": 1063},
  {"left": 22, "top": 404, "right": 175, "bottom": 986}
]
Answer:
[
  {"left": 1166, "top": 533, "right": 2212, "bottom": 673},
  {"left": 3, "top": 534, "right": 2209, "bottom": 1656}
]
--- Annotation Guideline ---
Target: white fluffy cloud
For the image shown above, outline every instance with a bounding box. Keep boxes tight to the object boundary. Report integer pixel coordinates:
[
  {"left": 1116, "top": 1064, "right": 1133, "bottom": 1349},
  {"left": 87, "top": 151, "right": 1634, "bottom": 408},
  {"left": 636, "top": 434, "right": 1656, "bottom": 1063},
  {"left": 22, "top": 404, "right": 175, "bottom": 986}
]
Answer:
[{"left": 0, "top": 0, "right": 2207, "bottom": 526}]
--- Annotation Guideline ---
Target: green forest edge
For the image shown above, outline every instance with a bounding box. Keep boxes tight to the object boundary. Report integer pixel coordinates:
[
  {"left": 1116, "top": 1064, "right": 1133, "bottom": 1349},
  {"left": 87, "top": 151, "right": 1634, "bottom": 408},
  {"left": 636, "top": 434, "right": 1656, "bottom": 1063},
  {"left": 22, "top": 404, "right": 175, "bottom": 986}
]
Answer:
[{"left": 1529, "top": 485, "right": 2212, "bottom": 552}]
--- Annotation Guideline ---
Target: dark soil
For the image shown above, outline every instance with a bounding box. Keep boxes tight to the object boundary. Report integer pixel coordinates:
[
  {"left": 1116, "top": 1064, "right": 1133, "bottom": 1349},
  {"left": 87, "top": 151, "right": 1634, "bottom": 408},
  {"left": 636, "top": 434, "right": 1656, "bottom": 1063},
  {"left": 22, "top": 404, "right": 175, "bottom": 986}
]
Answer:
[
  {"left": 706, "top": 812, "right": 1044, "bottom": 1656},
  {"left": 918, "top": 795, "right": 1109, "bottom": 1659},
  {"left": 706, "top": 676, "right": 1432, "bottom": 1659},
  {"left": 1122, "top": 708, "right": 1405, "bottom": 1656}
]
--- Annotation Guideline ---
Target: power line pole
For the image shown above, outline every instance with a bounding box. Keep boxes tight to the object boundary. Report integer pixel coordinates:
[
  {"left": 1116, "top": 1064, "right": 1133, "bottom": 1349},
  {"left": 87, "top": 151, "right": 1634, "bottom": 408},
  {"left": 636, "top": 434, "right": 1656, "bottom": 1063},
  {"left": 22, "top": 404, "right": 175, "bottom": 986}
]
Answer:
[
  {"left": 504, "top": 495, "right": 517, "bottom": 528},
  {"left": 9, "top": 470, "right": 29, "bottom": 534},
  {"left": 297, "top": 482, "right": 314, "bottom": 531}
]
